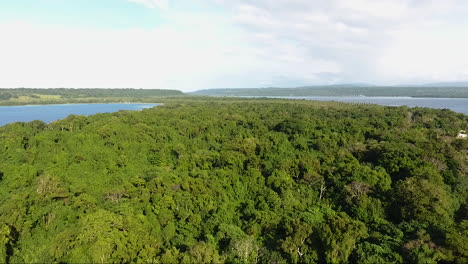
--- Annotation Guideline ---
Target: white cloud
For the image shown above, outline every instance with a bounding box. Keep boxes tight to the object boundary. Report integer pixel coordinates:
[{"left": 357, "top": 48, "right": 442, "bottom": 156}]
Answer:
[
  {"left": 2, "top": 0, "right": 468, "bottom": 90},
  {"left": 0, "top": 21, "right": 233, "bottom": 90},
  {"left": 378, "top": 24, "right": 468, "bottom": 83},
  {"left": 211, "top": 0, "right": 468, "bottom": 84},
  {"left": 336, "top": 0, "right": 409, "bottom": 19}
]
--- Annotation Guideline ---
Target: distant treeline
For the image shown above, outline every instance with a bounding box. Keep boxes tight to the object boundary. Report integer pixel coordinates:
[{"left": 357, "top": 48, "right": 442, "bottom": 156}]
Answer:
[
  {"left": 191, "top": 86, "right": 468, "bottom": 98},
  {"left": 0, "top": 88, "right": 184, "bottom": 105}
]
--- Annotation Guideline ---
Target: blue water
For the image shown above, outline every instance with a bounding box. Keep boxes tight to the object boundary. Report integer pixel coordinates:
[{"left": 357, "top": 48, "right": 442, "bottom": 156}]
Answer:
[
  {"left": 1, "top": 98, "right": 467, "bottom": 127},
  {"left": 247, "top": 96, "right": 468, "bottom": 115},
  {"left": 0, "top": 103, "right": 159, "bottom": 127}
]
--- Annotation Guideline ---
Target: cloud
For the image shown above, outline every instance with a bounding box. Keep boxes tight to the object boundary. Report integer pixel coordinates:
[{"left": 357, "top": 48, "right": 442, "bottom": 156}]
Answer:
[
  {"left": 378, "top": 23, "right": 468, "bottom": 83},
  {"left": 210, "top": 0, "right": 468, "bottom": 84},
  {"left": 128, "top": 0, "right": 169, "bottom": 10},
  {"left": 1, "top": 0, "right": 468, "bottom": 90},
  {"left": 0, "top": 21, "right": 233, "bottom": 90}
]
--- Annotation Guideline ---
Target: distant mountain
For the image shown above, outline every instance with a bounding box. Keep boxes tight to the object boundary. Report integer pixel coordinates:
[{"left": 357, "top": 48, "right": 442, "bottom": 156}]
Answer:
[
  {"left": 421, "top": 82, "right": 468, "bottom": 87},
  {"left": 297, "top": 83, "right": 374, "bottom": 88},
  {"left": 190, "top": 85, "right": 468, "bottom": 98}
]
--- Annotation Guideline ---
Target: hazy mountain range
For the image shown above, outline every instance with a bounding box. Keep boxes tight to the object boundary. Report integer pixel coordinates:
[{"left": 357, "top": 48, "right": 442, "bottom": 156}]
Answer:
[{"left": 189, "top": 82, "right": 468, "bottom": 98}]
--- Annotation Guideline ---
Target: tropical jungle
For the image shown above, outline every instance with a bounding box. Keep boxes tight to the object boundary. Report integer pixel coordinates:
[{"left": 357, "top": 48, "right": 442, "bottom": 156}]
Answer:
[{"left": 0, "top": 98, "right": 467, "bottom": 263}]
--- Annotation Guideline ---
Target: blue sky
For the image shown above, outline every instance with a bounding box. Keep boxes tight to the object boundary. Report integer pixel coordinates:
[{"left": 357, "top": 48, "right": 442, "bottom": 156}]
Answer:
[
  {"left": 0, "top": 0, "right": 204, "bottom": 29},
  {"left": 1, "top": 0, "right": 468, "bottom": 91}
]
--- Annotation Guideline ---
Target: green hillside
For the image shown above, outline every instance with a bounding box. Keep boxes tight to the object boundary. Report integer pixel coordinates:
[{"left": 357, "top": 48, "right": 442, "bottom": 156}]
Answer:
[{"left": 0, "top": 88, "right": 184, "bottom": 106}]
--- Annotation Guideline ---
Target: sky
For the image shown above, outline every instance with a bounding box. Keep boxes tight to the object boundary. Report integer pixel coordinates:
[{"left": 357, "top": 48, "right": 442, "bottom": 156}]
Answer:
[{"left": 1, "top": 0, "right": 468, "bottom": 91}]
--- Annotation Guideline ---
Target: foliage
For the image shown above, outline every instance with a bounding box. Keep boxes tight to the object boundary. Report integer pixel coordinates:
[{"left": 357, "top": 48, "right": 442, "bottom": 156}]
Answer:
[
  {"left": 0, "top": 88, "right": 184, "bottom": 106},
  {"left": 0, "top": 98, "right": 466, "bottom": 263}
]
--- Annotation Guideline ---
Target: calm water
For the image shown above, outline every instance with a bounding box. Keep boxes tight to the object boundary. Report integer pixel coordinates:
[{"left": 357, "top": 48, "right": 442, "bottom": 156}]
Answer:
[
  {"left": 252, "top": 96, "right": 468, "bottom": 115},
  {"left": 0, "top": 103, "right": 158, "bottom": 127},
  {"left": 1, "top": 98, "right": 467, "bottom": 127}
]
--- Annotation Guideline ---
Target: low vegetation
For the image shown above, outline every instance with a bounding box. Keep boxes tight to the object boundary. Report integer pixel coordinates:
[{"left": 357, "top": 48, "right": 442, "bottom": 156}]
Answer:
[{"left": 0, "top": 88, "right": 184, "bottom": 106}]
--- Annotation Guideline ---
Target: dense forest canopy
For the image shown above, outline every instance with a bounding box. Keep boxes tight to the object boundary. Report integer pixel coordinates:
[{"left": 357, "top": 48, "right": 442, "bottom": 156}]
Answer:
[
  {"left": 191, "top": 86, "right": 468, "bottom": 98},
  {"left": 0, "top": 98, "right": 467, "bottom": 263},
  {"left": 0, "top": 88, "right": 184, "bottom": 106}
]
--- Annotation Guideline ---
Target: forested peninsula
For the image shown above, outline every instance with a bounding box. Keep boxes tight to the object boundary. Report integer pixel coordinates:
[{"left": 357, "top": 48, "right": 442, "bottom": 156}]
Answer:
[
  {"left": 0, "top": 98, "right": 467, "bottom": 263},
  {"left": 0, "top": 88, "right": 184, "bottom": 106}
]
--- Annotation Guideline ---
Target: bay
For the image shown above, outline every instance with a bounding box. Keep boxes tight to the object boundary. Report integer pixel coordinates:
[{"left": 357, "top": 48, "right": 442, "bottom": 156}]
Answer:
[
  {"left": 246, "top": 96, "right": 468, "bottom": 115},
  {"left": 0, "top": 103, "right": 159, "bottom": 127},
  {"left": 1, "top": 97, "right": 467, "bottom": 127}
]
